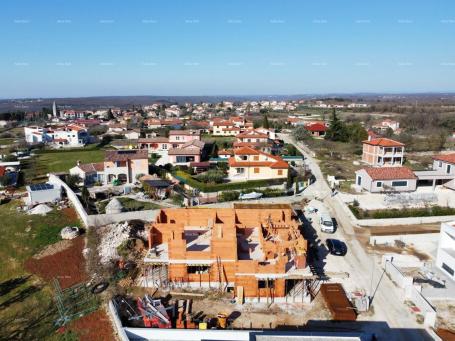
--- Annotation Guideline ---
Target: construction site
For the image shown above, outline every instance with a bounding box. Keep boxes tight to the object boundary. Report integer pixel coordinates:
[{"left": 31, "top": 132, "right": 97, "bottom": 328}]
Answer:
[{"left": 139, "top": 204, "right": 313, "bottom": 303}]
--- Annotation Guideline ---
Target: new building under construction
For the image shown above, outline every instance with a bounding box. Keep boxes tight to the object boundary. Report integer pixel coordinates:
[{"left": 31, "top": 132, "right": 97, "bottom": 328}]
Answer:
[{"left": 141, "top": 204, "right": 313, "bottom": 302}]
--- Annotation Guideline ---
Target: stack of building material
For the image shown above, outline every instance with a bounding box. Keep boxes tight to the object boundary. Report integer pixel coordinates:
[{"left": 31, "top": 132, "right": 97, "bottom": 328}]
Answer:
[{"left": 320, "top": 283, "right": 357, "bottom": 321}]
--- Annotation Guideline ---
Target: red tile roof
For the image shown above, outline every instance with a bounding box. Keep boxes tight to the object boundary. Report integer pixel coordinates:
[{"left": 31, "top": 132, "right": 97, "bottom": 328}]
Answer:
[
  {"left": 236, "top": 131, "right": 268, "bottom": 139},
  {"left": 78, "top": 162, "right": 104, "bottom": 173},
  {"left": 361, "top": 166, "right": 417, "bottom": 180},
  {"left": 433, "top": 153, "right": 455, "bottom": 164},
  {"left": 304, "top": 122, "right": 327, "bottom": 132},
  {"left": 234, "top": 146, "right": 260, "bottom": 155},
  {"left": 363, "top": 138, "right": 404, "bottom": 147},
  {"left": 105, "top": 150, "right": 148, "bottom": 162}
]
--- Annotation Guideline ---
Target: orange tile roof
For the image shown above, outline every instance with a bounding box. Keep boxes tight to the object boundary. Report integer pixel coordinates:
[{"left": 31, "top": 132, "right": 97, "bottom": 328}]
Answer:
[
  {"left": 433, "top": 153, "right": 455, "bottom": 164},
  {"left": 234, "top": 146, "right": 260, "bottom": 155},
  {"left": 236, "top": 131, "right": 268, "bottom": 139},
  {"left": 362, "top": 138, "right": 404, "bottom": 147},
  {"left": 361, "top": 166, "right": 417, "bottom": 180}
]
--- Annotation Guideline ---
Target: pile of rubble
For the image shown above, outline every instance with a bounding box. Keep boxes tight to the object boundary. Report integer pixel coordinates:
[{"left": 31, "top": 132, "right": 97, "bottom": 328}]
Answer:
[
  {"left": 97, "top": 221, "right": 147, "bottom": 265},
  {"left": 98, "top": 221, "right": 131, "bottom": 265}
]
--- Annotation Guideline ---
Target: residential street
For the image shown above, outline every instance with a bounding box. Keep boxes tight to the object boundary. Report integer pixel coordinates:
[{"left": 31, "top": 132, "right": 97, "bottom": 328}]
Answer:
[{"left": 278, "top": 134, "right": 434, "bottom": 341}]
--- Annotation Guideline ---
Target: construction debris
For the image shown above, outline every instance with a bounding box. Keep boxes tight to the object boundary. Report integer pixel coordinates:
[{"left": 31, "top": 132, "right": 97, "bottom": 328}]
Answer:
[
  {"left": 60, "top": 226, "right": 80, "bottom": 240},
  {"left": 98, "top": 221, "right": 131, "bottom": 265},
  {"left": 28, "top": 203, "right": 52, "bottom": 215}
]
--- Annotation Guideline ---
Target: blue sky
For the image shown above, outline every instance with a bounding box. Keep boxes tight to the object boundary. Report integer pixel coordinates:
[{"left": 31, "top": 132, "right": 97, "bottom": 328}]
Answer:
[{"left": 1, "top": 0, "right": 455, "bottom": 98}]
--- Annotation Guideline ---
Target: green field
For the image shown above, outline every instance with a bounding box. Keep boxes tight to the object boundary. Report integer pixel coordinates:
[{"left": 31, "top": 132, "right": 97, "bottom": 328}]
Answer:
[
  {"left": 23, "top": 148, "right": 105, "bottom": 183},
  {"left": 0, "top": 201, "right": 81, "bottom": 340}
]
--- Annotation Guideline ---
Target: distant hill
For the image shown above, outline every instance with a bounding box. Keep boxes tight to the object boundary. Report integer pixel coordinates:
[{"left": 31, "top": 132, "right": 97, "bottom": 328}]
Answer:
[{"left": 0, "top": 93, "right": 454, "bottom": 113}]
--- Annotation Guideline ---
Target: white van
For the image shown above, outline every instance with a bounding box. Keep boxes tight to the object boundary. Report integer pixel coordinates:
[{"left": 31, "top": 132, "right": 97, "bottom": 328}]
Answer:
[{"left": 319, "top": 211, "right": 335, "bottom": 233}]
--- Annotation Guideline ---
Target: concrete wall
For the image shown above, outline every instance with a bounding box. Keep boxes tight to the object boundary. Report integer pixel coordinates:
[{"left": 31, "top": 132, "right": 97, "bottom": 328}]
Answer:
[
  {"left": 107, "top": 300, "right": 129, "bottom": 341},
  {"left": 370, "top": 233, "right": 440, "bottom": 246},
  {"left": 49, "top": 173, "right": 89, "bottom": 227},
  {"left": 381, "top": 255, "right": 436, "bottom": 328},
  {"left": 87, "top": 209, "right": 159, "bottom": 226}
]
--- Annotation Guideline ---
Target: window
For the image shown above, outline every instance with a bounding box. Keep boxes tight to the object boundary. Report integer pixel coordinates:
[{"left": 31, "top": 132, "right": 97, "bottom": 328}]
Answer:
[
  {"left": 258, "top": 280, "right": 275, "bottom": 289},
  {"left": 439, "top": 161, "right": 442, "bottom": 167},
  {"left": 442, "top": 263, "right": 454, "bottom": 276},
  {"left": 391, "top": 180, "right": 407, "bottom": 187},
  {"left": 356, "top": 176, "right": 361, "bottom": 186},
  {"left": 254, "top": 156, "right": 259, "bottom": 161},
  {"left": 162, "top": 144, "right": 167, "bottom": 149},
  {"left": 376, "top": 181, "right": 382, "bottom": 187},
  {"left": 277, "top": 169, "right": 283, "bottom": 176},
  {"left": 176, "top": 156, "right": 187, "bottom": 163},
  {"left": 241, "top": 156, "right": 248, "bottom": 161},
  {"left": 175, "top": 136, "right": 180, "bottom": 141},
  {"left": 254, "top": 168, "right": 260, "bottom": 174},
  {"left": 447, "top": 164, "right": 452, "bottom": 174},
  {"left": 236, "top": 168, "right": 244, "bottom": 174},
  {"left": 187, "top": 265, "right": 210, "bottom": 274}
]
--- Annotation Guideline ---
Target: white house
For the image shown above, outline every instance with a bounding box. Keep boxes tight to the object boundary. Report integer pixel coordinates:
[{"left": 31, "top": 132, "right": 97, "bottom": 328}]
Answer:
[
  {"left": 24, "top": 125, "right": 90, "bottom": 147},
  {"left": 436, "top": 221, "right": 455, "bottom": 281}
]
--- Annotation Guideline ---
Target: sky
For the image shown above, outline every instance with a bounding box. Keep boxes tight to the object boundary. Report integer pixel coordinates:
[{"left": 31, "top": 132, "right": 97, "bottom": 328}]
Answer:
[{"left": 1, "top": 0, "right": 455, "bottom": 98}]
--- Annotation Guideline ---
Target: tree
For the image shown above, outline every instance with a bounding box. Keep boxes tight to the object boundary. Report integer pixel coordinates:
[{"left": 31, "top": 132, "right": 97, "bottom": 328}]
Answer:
[
  {"left": 107, "top": 108, "right": 114, "bottom": 120},
  {"left": 325, "top": 109, "right": 348, "bottom": 142},
  {"left": 262, "top": 114, "right": 270, "bottom": 129},
  {"left": 346, "top": 122, "right": 368, "bottom": 144},
  {"left": 81, "top": 186, "right": 90, "bottom": 208},
  {"left": 292, "top": 126, "right": 311, "bottom": 141},
  {"left": 66, "top": 174, "right": 81, "bottom": 190}
]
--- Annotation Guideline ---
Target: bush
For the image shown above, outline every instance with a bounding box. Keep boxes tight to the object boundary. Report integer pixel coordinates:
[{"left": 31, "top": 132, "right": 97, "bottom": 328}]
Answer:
[
  {"left": 349, "top": 205, "right": 455, "bottom": 219},
  {"left": 219, "top": 191, "right": 240, "bottom": 202},
  {"left": 196, "top": 170, "right": 226, "bottom": 184},
  {"left": 173, "top": 170, "right": 286, "bottom": 193}
]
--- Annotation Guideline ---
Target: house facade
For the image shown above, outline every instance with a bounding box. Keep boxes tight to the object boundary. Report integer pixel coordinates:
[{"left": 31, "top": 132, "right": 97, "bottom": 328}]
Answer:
[
  {"left": 362, "top": 138, "right": 405, "bottom": 167},
  {"left": 168, "top": 130, "right": 200, "bottom": 147},
  {"left": 227, "top": 146, "right": 288, "bottom": 181},
  {"left": 432, "top": 154, "right": 455, "bottom": 190},
  {"left": 70, "top": 150, "right": 149, "bottom": 185},
  {"left": 168, "top": 140, "right": 205, "bottom": 166},
  {"left": 24, "top": 125, "right": 90, "bottom": 147},
  {"left": 355, "top": 166, "right": 417, "bottom": 193},
  {"left": 436, "top": 221, "right": 455, "bottom": 281}
]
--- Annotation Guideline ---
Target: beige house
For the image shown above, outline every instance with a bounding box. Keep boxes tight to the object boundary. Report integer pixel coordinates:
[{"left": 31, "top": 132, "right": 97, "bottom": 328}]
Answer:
[
  {"left": 362, "top": 138, "right": 405, "bottom": 167},
  {"left": 70, "top": 150, "right": 149, "bottom": 185},
  {"left": 227, "top": 146, "right": 288, "bottom": 181}
]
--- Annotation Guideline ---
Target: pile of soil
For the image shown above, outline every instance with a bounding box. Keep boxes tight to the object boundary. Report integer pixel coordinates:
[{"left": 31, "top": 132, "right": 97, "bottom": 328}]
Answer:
[{"left": 25, "top": 236, "right": 88, "bottom": 289}]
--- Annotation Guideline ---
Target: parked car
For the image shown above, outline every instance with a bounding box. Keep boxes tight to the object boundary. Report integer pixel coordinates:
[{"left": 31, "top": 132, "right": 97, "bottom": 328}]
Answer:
[
  {"left": 319, "top": 211, "right": 335, "bottom": 233},
  {"left": 326, "top": 239, "right": 347, "bottom": 256}
]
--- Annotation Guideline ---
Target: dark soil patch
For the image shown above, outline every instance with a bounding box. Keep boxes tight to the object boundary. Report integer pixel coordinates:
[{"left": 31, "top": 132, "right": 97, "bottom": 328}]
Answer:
[
  {"left": 24, "top": 236, "right": 88, "bottom": 289},
  {"left": 65, "top": 309, "right": 115, "bottom": 341}
]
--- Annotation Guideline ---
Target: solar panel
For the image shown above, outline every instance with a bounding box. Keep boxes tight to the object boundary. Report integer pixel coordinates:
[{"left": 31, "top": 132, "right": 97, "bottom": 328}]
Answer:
[{"left": 30, "top": 183, "right": 54, "bottom": 191}]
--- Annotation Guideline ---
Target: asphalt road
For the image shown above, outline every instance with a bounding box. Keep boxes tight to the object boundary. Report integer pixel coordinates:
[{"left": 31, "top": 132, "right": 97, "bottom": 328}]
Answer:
[{"left": 279, "top": 133, "right": 434, "bottom": 341}]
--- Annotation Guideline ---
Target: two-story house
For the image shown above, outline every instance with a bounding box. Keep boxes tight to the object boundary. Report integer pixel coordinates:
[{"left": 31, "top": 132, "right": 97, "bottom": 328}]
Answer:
[
  {"left": 362, "top": 138, "right": 405, "bottom": 167},
  {"left": 168, "top": 140, "right": 205, "bottom": 166},
  {"left": 227, "top": 146, "right": 288, "bottom": 181},
  {"left": 168, "top": 130, "right": 200, "bottom": 148},
  {"left": 71, "top": 150, "right": 149, "bottom": 185}
]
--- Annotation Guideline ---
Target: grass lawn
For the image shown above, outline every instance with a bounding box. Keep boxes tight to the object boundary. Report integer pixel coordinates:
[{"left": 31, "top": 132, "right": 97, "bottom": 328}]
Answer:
[
  {"left": 201, "top": 134, "right": 235, "bottom": 147},
  {"left": 0, "top": 200, "right": 82, "bottom": 340},
  {"left": 97, "top": 197, "right": 161, "bottom": 214},
  {"left": 0, "top": 138, "right": 17, "bottom": 146},
  {"left": 23, "top": 148, "right": 105, "bottom": 183}
]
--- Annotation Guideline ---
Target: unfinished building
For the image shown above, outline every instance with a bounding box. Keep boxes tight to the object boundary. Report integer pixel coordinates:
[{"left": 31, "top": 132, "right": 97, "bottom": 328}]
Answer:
[{"left": 141, "top": 204, "right": 313, "bottom": 302}]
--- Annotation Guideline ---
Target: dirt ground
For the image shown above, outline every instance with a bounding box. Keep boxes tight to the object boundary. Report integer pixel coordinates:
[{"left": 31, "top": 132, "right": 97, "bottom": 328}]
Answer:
[
  {"left": 25, "top": 236, "right": 88, "bottom": 289},
  {"left": 433, "top": 301, "right": 455, "bottom": 331},
  {"left": 63, "top": 308, "right": 117, "bottom": 341}
]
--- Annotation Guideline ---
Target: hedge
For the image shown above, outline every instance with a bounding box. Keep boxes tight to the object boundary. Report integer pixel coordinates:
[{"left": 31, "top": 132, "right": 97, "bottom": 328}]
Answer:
[
  {"left": 349, "top": 205, "right": 455, "bottom": 219},
  {"left": 173, "top": 170, "right": 286, "bottom": 193}
]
